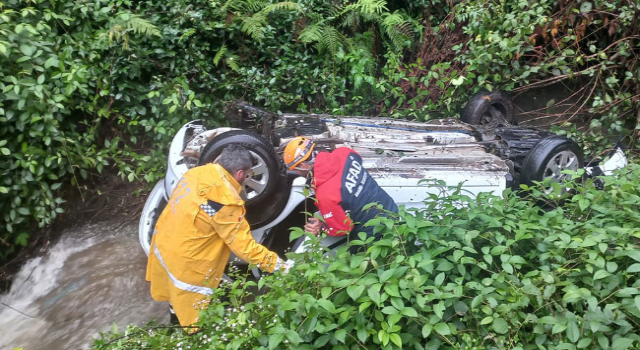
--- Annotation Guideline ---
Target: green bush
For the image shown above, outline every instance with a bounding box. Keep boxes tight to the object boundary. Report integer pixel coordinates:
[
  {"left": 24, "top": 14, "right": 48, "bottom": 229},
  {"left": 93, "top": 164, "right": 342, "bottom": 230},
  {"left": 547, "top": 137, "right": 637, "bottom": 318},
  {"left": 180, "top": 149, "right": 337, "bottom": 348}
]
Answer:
[
  {"left": 92, "top": 163, "right": 640, "bottom": 350},
  {"left": 2, "top": 0, "right": 638, "bottom": 269}
]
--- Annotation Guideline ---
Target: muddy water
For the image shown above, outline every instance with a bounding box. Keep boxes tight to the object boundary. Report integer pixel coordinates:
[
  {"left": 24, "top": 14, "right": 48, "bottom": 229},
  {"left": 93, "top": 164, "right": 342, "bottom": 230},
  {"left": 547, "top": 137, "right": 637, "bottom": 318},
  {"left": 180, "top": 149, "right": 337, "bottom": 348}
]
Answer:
[{"left": 0, "top": 220, "right": 167, "bottom": 350}]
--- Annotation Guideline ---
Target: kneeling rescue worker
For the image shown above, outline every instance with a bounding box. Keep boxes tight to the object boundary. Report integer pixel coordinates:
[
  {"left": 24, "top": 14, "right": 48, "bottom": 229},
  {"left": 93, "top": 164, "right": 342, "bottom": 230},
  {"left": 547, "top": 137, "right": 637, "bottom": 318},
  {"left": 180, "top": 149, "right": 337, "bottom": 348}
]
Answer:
[
  {"left": 283, "top": 137, "right": 398, "bottom": 252},
  {"left": 146, "top": 145, "right": 293, "bottom": 328}
]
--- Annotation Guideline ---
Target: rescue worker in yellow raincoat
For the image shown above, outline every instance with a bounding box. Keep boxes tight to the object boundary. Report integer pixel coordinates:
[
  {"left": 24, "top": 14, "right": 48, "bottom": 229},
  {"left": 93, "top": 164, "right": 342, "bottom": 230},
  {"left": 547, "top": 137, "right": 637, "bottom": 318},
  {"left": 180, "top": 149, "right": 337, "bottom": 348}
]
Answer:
[{"left": 146, "top": 145, "right": 292, "bottom": 328}]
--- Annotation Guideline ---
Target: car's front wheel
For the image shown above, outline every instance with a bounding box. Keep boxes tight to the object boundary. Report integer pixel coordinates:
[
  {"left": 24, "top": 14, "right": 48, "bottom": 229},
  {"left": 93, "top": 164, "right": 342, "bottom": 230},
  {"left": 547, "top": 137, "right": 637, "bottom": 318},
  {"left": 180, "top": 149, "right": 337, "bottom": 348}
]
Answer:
[{"left": 520, "top": 135, "right": 584, "bottom": 188}]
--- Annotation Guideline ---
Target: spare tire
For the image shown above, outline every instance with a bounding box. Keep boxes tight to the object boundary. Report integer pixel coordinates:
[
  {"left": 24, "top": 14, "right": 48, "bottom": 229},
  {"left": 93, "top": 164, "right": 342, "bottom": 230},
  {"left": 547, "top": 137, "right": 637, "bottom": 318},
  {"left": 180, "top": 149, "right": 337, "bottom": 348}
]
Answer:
[
  {"left": 461, "top": 90, "right": 516, "bottom": 126},
  {"left": 520, "top": 135, "right": 584, "bottom": 188},
  {"left": 198, "top": 130, "right": 288, "bottom": 227}
]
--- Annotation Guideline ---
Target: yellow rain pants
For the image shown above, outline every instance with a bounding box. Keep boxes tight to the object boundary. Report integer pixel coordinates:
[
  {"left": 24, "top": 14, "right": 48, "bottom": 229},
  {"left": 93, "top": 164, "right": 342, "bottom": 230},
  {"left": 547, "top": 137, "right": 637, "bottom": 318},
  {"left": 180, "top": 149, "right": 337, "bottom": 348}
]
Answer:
[{"left": 145, "top": 163, "right": 278, "bottom": 328}]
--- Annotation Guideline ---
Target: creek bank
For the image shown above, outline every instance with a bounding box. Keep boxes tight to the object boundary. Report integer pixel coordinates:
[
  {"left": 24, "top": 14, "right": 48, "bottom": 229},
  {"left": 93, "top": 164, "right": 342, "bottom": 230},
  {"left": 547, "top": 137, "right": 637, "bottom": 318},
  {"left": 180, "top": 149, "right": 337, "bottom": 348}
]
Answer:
[{"left": 0, "top": 169, "right": 150, "bottom": 294}]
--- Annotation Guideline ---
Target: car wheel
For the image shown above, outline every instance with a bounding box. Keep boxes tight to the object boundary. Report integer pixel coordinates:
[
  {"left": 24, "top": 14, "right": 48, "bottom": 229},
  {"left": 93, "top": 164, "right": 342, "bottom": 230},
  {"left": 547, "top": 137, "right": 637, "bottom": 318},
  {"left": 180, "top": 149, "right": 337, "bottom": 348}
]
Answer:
[
  {"left": 198, "top": 130, "right": 287, "bottom": 227},
  {"left": 520, "top": 135, "right": 584, "bottom": 188},
  {"left": 461, "top": 90, "right": 516, "bottom": 126}
]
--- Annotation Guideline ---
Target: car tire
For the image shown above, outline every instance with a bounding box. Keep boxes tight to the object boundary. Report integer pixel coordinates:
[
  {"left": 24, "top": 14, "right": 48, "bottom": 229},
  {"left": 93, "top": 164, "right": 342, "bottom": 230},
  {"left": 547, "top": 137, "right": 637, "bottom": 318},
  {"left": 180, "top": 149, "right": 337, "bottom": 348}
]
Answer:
[
  {"left": 461, "top": 90, "right": 516, "bottom": 126},
  {"left": 198, "top": 130, "right": 288, "bottom": 227},
  {"left": 520, "top": 135, "right": 584, "bottom": 187}
]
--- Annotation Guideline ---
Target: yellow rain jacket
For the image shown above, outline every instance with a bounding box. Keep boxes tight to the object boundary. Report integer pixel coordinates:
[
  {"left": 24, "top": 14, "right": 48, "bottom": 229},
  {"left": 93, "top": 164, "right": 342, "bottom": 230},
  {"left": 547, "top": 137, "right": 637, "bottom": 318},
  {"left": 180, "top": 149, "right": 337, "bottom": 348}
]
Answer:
[{"left": 145, "top": 163, "right": 279, "bottom": 328}]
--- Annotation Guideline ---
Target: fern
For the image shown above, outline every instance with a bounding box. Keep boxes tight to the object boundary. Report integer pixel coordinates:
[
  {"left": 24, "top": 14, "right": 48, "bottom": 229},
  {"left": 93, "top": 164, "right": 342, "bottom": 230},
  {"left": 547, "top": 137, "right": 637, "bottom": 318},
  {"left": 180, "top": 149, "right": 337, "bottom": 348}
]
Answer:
[
  {"left": 339, "top": 11, "right": 362, "bottom": 32},
  {"left": 222, "top": 0, "right": 267, "bottom": 13},
  {"left": 127, "top": 17, "right": 161, "bottom": 37},
  {"left": 261, "top": 2, "right": 301, "bottom": 14},
  {"left": 213, "top": 44, "right": 227, "bottom": 66},
  {"left": 351, "top": 0, "right": 387, "bottom": 16},
  {"left": 319, "top": 26, "right": 348, "bottom": 54},
  {"left": 108, "top": 13, "right": 161, "bottom": 50},
  {"left": 322, "top": 3, "right": 343, "bottom": 19},
  {"left": 241, "top": 12, "right": 267, "bottom": 41},
  {"left": 179, "top": 28, "right": 196, "bottom": 43},
  {"left": 225, "top": 54, "right": 240, "bottom": 71},
  {"left": 298, "top": 23, "right": 324, "bottom": 44},
  {"left": 381, "top": 11, "right": 413, "bottom": 50}
]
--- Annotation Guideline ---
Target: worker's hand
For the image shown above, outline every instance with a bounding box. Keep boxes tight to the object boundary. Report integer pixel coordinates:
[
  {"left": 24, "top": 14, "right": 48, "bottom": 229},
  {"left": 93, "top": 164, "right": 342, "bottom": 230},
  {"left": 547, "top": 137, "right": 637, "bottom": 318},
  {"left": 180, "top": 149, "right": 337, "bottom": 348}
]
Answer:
[
  {"left": 275, "top": 257, "right": 295, "bottom": 274},
  {"left": 304, "top": 218, "right": 323, "bottom": 236},
  {"left": 283, "top": 259, "right": 295, "bottom": 273}
]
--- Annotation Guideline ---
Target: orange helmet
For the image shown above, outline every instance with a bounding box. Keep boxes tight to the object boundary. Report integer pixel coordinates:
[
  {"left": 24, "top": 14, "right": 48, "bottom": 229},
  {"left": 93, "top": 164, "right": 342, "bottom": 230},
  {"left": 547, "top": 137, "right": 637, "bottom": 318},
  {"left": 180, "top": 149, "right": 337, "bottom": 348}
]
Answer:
[{"left": 283, "top": 137, "right": 316, "bottom": 170}]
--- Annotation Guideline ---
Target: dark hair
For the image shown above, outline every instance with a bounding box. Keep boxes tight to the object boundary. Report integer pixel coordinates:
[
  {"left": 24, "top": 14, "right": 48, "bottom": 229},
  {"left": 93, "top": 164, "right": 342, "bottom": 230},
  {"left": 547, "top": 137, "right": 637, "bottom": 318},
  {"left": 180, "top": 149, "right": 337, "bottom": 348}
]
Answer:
[{"left": 216, "top": 145, "right": 254, "bottom": 174}]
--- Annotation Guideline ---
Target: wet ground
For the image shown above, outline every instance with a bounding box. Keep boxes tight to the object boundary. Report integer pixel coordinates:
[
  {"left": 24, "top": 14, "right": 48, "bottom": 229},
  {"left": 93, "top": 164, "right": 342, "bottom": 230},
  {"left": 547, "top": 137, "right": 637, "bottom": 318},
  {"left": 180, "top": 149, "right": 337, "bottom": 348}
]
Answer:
[{"left": 0, "top": 220, "right": 166, "bottom": 350}]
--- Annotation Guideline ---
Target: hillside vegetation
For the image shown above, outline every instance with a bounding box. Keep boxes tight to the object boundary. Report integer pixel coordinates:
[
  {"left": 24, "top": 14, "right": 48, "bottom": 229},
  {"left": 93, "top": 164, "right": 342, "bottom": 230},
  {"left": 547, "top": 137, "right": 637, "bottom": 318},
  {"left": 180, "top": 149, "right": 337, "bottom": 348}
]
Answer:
[{"left": 1, "top": 0, "right": 638, "bottom": 269}]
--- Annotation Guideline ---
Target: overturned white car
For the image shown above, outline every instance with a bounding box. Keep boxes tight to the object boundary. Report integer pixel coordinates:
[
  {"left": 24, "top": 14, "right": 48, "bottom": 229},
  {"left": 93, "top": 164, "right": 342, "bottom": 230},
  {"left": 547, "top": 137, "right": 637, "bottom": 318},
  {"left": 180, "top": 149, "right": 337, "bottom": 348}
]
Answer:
[{"left": 139, "top": 91, "right": 627, "bottom": 264}]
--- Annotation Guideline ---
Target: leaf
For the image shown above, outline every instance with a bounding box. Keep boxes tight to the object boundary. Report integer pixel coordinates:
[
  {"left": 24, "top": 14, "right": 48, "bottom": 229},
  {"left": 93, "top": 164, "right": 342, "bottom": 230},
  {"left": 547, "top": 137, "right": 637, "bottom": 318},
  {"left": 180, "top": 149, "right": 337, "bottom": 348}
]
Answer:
[
  {"left": 578, "top": 198, "right": 589, "bottom": 211},
  {"left": 269, "top": 333, "right": 284, "bottom": 349},
  {"left": 566, "top": 320, "right": 580, "bottom": 343},
  {"left": 335, "top": 329, "right": 346, "bottom": 343},
  {"left": 627, "top": 263, "right": 640, "bottom": 273},
  {"left": 321, "top": 287, "right": 332, "bottom": 299},
  {"left": 433, "top": 301, "right": 445, "bottom": 320},
  {"left": 502, "top": 262, "right": 514, "bottom": 274},
  {"left": 285, "top": 329, "right": 300, "bottom": 345},
  {"left": 357, "top": 327, "right": 368, "bottom": 342},
  {"left": 580, "top": 2, "right": 592, "bottom": 13},
  {"left": 382, "top": 306, "right": 398, "bottom": 315},
  {"left": 635, "top": 296, "right": 640, "bottom": 313},
  {"left": 317, "top": 299, "right": 336, "bottom": 313},
  {"left": 453, "top": 250, "right": 464, "bottom": 262},
  {"left": 401, "top": 307, "right": 418, "bottom": 317},
  {"left": 313, "top": 335, "right": 330, "bottom": 347},
  {"left": 594, "top": 270, "right": 611, "bottom": 280},
  {"left": 434, "top": 323, "right": 450, "bottom": 335},
  {"left": 493, "top": 318, "right": 508, "bottom": 334},
  {"left": 577, "top": 338, "right": 592, "bottom": 348},
  {"left": 385, "top": 284, "right": 400, "bottom": 298},
  {"left": 359, "top": 302, "right": 371, "bottom": 313},
  {"left": 368, "top": 287, "right": 381, "bottom": 305},
  {"left": 625, "top": 250, "right": 640, "bottom": 263},
  {"left": 379, "top": 269, "right": 394, "bottom": 283},
  {"left": 17, "top": 207, "right": 29, "bottom": 215},
  {"left": 44, "top": 56, "right": 59, "bottom": 69},
  {"left": 389, "top": 333, "right": 402, "bottom": 348},
  {"left": 552, "top": 323, "right": 568, "bottom": 334},
  {"left": 378, "top": 330, "right": 389, "bottom": 346},
  {"left": 434, "top": 272, "right": 445, "bottom": 286},
  {"left": 421, "top": 324, "right": 432, "bottom": 338},
  {"left": 15, "top": 232, "right": 29, "bottom": 246},
  {"left": 451, "top": 76, "right": 465, "bottom": 86},
  {"left": 480, "top": 316, "right": 493, "bottom": 325},
  {"left": 611, "top": 338, "right": 634, "bottom": 350},
  {"left": 19, "top": 44, "right": 34, "bottom": 56}
]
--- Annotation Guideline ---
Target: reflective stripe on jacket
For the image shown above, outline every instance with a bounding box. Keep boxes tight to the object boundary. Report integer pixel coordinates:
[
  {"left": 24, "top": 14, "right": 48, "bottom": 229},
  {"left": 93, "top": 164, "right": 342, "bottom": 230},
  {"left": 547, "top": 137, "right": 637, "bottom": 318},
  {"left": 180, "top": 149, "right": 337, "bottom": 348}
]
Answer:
[{"left": 146, "top": 163, "right": 279, "bottom": 328}]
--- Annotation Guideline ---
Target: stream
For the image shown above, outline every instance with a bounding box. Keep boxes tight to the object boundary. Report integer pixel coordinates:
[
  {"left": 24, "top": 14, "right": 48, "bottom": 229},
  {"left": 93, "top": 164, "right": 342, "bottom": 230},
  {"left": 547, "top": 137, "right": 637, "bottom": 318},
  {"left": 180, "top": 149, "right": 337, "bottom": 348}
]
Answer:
[{"left": 0, "top": 220, "right": 167, "bottom": 350}]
